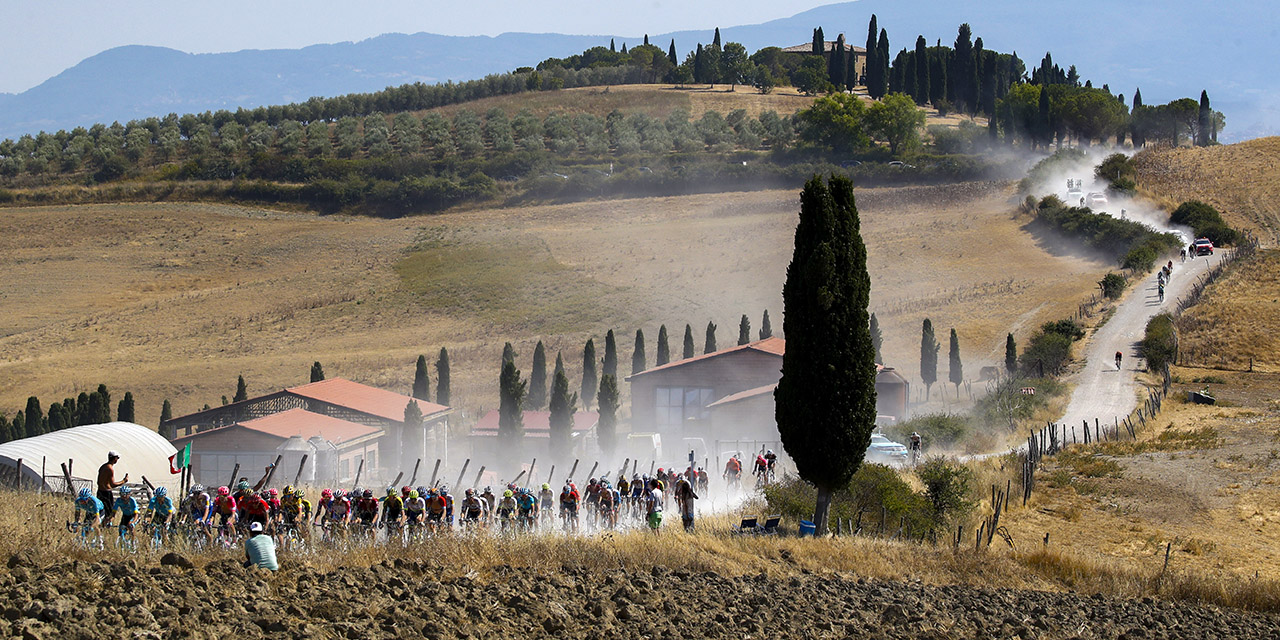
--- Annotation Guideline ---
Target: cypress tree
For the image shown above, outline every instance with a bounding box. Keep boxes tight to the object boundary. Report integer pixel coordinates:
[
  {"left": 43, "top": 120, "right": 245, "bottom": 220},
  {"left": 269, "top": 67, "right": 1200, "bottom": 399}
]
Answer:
[
  {"left": 596, "top": 374, "right": 619, "bottom": 460},
  {"left": 738, "top": 315, "right": 751, "bottom": 345},
  {"left": 970, "top": 37, "right": 984, "bottom": 115},
  {"left": 1005, "top": 333, "right": 1018, "bottom": 376},
  {"left": 610, "top": 38, "right": 616, "bottom": 53},
  {"left": 643, "top": 34, "right": 649, "bottom": 46},
  {"left": 875, "top": 29, "right": 890, "bottom": 99},
  {"left": 548, "top": 368, "right": 577, "bottom": 461},
  {"left": 930, "top": 45, "right": 947, "bottom": 104},
  {"left": 310, "top": 361, "right": 325, "bottom": 382},
  {"left": 97, "top": 384, "right": 111, "bottom": 422},
  {"left": 683, "top": 324, "right": 695, "bottom": 359},
  {"left": 47, "top": 403, "right": 67, "bottom": 432},
  {"left": 870, "top": 313, "right": 883, "bottom": 364},
  {"left": 656, "top": 325, "right": 671, "bottom": 366},
  {"left": 403, "top": 400, "right": 424, "bottom": 465},
  {"left": 501, "top": 342, "right": 516, "bottom": 367},
  {"left": 526, "top": 341, "right": 548, "bottom": 409},
  {"left": 813, "top": 27, "right": 824, "bottom": 56},
  {"left": 694, "top": 44, "right": 705, "bottom": 84},
  {"left": 435, "top": 347, "right": 451, "bottom": 407},
  {"left": 86, "top": 393, "right": 106, "bottom": 427},
  {"left": 234, "top": 376, "right": 248, "bottom": 402},
  {"left": 900, "top": 50, "right": 916, "bottom": 99},
  {"left": 160, "top": 399, "right": 173, "bottom": 425},
  {"left": 776, "top": 174, "right": 877, "bottom": 535},
  {"left": 75, "top": 392, "right": 90, "bottom": 426},
  {"left": 0, "top": 415, "right": 9, "bottom": 444},
  {"left": 759, "top": 310, "right": 773, "bottom": 339},
  {"left": 554, "top": 351, "right": 566, "bottom": 379},
  {"left": 581, "top": 339, "right": 598, "bottom": 409},
  {"left": 117, "top": 392, "right": 135, "bottom": 423},
  {"left": 24, "top": 397, "right": 43, "bottom": 437},
  {"left": 10, "top": 412, "right": 23, "bottom": 442},
  {"left": 412, "top": 354, "right": 431, "bottom": 401},
  {"left": 498, "top": 358, "right": 527, "bottom": 457},
  {"left": 713, "top": 27, "right": 721, "bottom": 49},
  {"left": 829, "top": 34, "right": 847, "bottom": 89},
  {"left": 62, "top": 398, "right": 75, "bottom": 425},
  {"left": 948, "top": 328, "right": 964, "bottom": 393},
  {"left": 668, "top": 40, "right": 678, "bottom": 66},
  {"left": 920, "top": 319, "right": 940, "bottom": 398},
  {"left": 1132, "top": 88, "right": 1145, "bottom": 148},
  {"left": 620, "top": 43, "right": 627, "bottom": 54},
  {"left": 632, "top": 330, "right": 647, "bottom": 374},
  {"left": 704, "top": 321, "right": 718, "bottom": 353},
  {"left": 914, "top": 36, "right": 930, "bottom": 105},
  {"left": 603, "top": 330, "right": 618, "bottom": 379},
  {"left": 864, "top": 16, "right": 878, "bottom": 90},
  {"left": 952, "top": 24, "right": 973, "bottom": 112},
  {"left": 1197, "top": 90, "right": 1212, "bottom": 147}
]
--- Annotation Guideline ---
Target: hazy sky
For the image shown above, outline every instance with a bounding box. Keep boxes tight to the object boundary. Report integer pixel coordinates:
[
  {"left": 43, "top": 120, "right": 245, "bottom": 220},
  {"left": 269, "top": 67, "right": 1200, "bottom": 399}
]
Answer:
[{"left": 0, "top": 0, "right": 833, "bottom": 94}]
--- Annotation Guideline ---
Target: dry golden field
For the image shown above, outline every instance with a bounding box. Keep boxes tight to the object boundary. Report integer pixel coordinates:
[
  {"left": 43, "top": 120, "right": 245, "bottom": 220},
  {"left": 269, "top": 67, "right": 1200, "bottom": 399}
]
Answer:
[{"left": 0, "top": 181, "right": 1108, "bottom": 427}]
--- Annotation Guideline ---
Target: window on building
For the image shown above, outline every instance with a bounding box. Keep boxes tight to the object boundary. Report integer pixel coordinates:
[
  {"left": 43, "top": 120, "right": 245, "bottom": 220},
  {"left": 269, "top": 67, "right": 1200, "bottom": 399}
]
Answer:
[{"left": 655, "top": 387, "right": 715, "bottom": 430}]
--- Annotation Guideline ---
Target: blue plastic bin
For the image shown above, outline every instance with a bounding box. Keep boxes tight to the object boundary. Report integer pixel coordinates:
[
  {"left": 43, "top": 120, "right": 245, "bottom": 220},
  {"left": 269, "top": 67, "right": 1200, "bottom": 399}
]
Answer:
[{"left": 798, "top": 520, "right": 816, "bottom": 537}]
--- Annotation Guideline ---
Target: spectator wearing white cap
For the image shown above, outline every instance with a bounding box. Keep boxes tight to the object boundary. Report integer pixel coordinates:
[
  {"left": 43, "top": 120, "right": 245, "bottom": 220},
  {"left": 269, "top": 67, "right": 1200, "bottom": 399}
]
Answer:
[
  {"left": 96, "top": 451, "right": 128, "bottom": 525},
  {"left": 243, "top": 521, "right": 278, "bottom": 571}
]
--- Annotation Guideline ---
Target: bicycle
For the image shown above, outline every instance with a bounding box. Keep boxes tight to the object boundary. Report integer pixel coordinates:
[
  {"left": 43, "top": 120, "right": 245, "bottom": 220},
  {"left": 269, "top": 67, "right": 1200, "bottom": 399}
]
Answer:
[
  {"left": 141, "top": 520, "right": 172, "bottom": 549},
  {"left": 66, "top": 520, "right": 103, "bottom": 550}
]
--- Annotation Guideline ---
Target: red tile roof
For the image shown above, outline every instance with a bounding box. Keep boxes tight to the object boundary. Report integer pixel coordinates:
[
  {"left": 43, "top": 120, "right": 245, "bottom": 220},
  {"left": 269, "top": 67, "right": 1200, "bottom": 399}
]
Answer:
[
  {"left": 287, "top": 378, "right": 450, "bottom": 423},
  {"left": 238, "top": 408, "right": 380, "bottom": 444},
  {"left": 707, "top": 383, "right": 777, "bottom": 408},
  {"left": 625, "top": 337, "right": 786, "bottom": 380},
  {"left": 470, "top": 410, "right": 599, "bottom": 438}
]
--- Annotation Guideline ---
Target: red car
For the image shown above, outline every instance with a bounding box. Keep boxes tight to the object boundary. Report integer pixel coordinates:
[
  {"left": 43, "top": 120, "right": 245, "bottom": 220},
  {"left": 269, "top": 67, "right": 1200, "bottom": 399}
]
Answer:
[{"left": 1193, "top": 238, "right": 1214, "bottom": 256}]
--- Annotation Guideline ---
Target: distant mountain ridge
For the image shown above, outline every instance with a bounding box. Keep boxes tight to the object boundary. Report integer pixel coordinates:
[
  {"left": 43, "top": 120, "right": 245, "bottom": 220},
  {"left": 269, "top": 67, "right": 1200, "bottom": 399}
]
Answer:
[{"left": 0, "top": 0, "right": 1274, "bottom": 141}]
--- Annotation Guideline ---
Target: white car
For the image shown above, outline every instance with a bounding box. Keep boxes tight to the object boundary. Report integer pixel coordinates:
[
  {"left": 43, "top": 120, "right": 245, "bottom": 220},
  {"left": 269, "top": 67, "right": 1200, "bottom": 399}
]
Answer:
[
  {"left": 866, "top": 433, "right": 908, "bottom": 463},
  {"left": 1085, "top": 192, "right": 1109, "bottom": 208}
]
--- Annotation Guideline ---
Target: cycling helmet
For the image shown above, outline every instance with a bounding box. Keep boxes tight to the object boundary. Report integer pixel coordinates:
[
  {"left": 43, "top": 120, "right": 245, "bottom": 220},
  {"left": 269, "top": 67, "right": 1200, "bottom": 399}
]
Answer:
[
  {"left": 334, "top": 490, "right": 345, "bottom": 499},
  {"left": 295, "top": 490, "right": 305, "bottom": 499},
  {"left": 416, "top": 486, "right": 427, "bottom": 495},
  {"left": 427, "top": 488, "right": 438, "bottom": 496},
  {"left": 439, "top": 485, "right": 449, "bottom": 495},
  {"left": 562, "top": 485, "right": 572, "bottom": 494},
  {"left": 155, "top": 487, "right": 168, "bottom": 497},
  {"left": 236, "top": 480, "right": 250, "bottom": 492},
  {"left": 119, "top": 486, "right": 132, "bottom": 496},
  {"left": 542, "top": 483, "right": 550, "bottom": 490},
  {"left": 483, "top": 486, "right": 492, "bottom": 493},
  {"left": 351, "top": 487, "right": 361, "bottom": 498},
  {"left": 77, "top": 487, "right": 91, "bottom": 499},
  {"left": 268, "top": 488, "right": 279, "bottom": 498},
  {"left": 386, "top": 487, "right": 396, "bottom": 497},
  {"left": 283, "top": 484, "right": 295, "bottom": 495},
  {"left": 217, "top": 486, "right": 230, "bottom": 496},
  {"left": 465, "top": 488, "right": 474, "bottom": 496},
  {"left": 401, "top": 486, "right": 412, "bottom": 496},
  {"left": 589, "top": 477, "right": 597, "bottom": 485},
  {"left": 321, "top": 489, "right": 333, "bottom": 500},
  {"left": 363, "top": 489, "right": 373, "bottom": 498},
  {"left": 503, "top": 490, "right": 513, "bottom": 498},
  {"left": 409, "top": 490, "right": 419, "bottom": 499}
]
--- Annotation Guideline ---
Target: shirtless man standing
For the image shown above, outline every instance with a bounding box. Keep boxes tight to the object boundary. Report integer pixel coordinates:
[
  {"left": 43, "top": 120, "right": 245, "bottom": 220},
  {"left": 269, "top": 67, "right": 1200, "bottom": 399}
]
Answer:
[{"left": 97, "top": 451, "right": 129, "bottom": 525}]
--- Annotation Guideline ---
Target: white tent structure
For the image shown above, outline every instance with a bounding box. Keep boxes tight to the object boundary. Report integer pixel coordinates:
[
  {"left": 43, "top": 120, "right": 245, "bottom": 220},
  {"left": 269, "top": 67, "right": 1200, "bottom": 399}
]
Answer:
[{"left": 0, "top": 422, "right": 178, "bottom": 493}]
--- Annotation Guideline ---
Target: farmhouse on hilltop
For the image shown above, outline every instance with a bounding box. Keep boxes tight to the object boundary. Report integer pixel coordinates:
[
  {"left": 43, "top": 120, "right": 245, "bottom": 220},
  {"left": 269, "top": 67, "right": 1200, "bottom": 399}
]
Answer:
[
  {"left": 781, "top": 38, "right": 868, "bottom": 85},
  {"left": 164, "top": 378, "right": 452, "bottom": 486}
]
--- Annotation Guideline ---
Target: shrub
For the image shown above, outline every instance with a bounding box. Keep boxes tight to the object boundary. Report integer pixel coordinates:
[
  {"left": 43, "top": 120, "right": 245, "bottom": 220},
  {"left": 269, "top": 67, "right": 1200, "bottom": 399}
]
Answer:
[
  {"left": 1040, "top": 318, "right": 1085, "bottom": 341},
  {"left": 1171, "top": 200, "right": 1241, "bottom": 246},
  {"left": 1020, "top": 331, "right": 1074, "bottom": 376},
  {"left": 1099, "top": 272, "right": 1127, "bottom": 299},
  {"left": 1140, "top": 313, "right": 1177, "bottom": 371},
  {"left": 762, "top": 465, "right": 930, "bottom": 536},
  {"left": 1033, "top": 195, "right": 1182, "bottom": 267},
  {"left": 917, "top": 457, "right": 976, "bottom": 531}
]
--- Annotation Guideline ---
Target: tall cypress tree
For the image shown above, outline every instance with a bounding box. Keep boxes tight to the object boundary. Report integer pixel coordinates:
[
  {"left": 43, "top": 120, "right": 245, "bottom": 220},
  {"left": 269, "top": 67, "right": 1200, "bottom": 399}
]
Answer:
[
  {"left": 948, "top": 328, "right": 964, "bottom": 393},
  {"left": 610, "top": 38, "right": 616, "bottom": 53},
  {"left": 920, "top": 319, "right": 940, "bottom": 398},
  {"left": 75, "top": 392, "right": 90, "bottom": 426},
  {"left": 930, "top": 44, "right": 947, "bottom": 104},
  {"left": 234, "top": 376, "right": 248, "bottom": 402},
  {"left": 23, "top": 397, "right": 43, "bottom": 437},
  {"left": 914, "top": 36, "right": 930, "bottom": 105},
  {"left": 47, "top": 403, "right": 67, "bottom": 432},
  {"left": 632, "top": 329, "right": 647, "bottom": 374},
  {"left": 97, "top": 384, "right": 111, "bottom": 422},
  {"left": 875, "top": 29, "right": 890, "bottom": 99},
  {"left": 864, "top": 16, "right": 878, "bottom": 90},
  {"left": 713, "top": 27, "right": 721, "bottom": 49},
  {"left": 160, "top": 399, "right": 173, "bottom": 426},
  {"left": 969, "top": 37, "right": 984, "bottom": 116},
  {"left": 526, "top": 341, "right": 548, "bottom": 409},
  {"left": 1131, "top": 88, "right": 1145, "bottom": 148},
  {"left": 581, "top": 339, "right": 598, "bottom": 409},
  {"left": 413, "top": 355, "right": 431, "bottom": 401},
  {"left": 435, "top": 347, "right": 452, "bottom": 407},
  {"left": 813, "top": 27, "right": 824, "bottom": 56},
  {"left": 603, "top": 329, "right": 618, "bottom": 378},
  {"left": 117, "top": 392, "right": 135, "bottom": 424},
  {"left": 759, "top": 310, "right": 773, "bottom": 339},
  {"left": 548, "top": 368, "right": 577, "bottom": 461},
  {"left": 1197, "top": 90, "right": 1212, "bottom": 147},
  {"left": 738, "top": 315, "right": 751, "bottom": 345},
  {"left": 501, "top": 342, "right": 516, "bottom": 367},
  {"left": 498, "top": 359, "right": 527, "bottom": 458},
  {"left": 554, "top": 351, "right": 565, "bottom": 379},
  {"left": 310, "top": 361, "right": 325, "bottom": 383},
  {"left": 682, "top": 324, "right": 695, "bottom": 359},
  {"left": 597, "top": 374, "right": 619, "bottom": 460},
  {"left": 85, "top": 393, "right": 106, "bottom": 427},
  {"left": 704, "top": 321, "right": 718, "bottom": 353},
  {"left": 952, "top": 24, "right": 973, "bottom": 112},
  {"left": 656, "top": 325, "right": 671, "bottom": 366},
  {"left": 829, "top": 33, "right": 847, "bottom": 89},
  {"left": 1005, "top": 333, "right": 1018, "bottom": 376},
  {"left": 870, "top": 313, "right": 883, "bottom": 364},
  {"left": 668, "top": 40, "right": 678, "bottom": 66},
  {"left": 776, "top": 174, "right": 876, "bottom": 535}
]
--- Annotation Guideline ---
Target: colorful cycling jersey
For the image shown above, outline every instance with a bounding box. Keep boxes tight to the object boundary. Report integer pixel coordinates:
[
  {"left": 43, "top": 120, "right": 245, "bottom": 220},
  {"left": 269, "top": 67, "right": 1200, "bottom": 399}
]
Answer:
[
  {"left": 189, "top": 493, "right": 211, "bottom": 519},
  {"left": 214, "top": 495, "right": 238, "bottom": 516},
  {"left": 76, "top": 495, "right": 104, "bottom": 515},
  {"left": 114, "top": 496, "right": 139, "bottom": 516},
  {"left": 426, "top": 495, "right": 446, "bottom": 515},
  {"left": 462, "top": 496, "right": 484, "bottom": 515},
  {"left": 148, "top": 495, "right": 174, "bottom": 517},
  {"left": 382, "top": 495, "right": 403, "bottom": 518},
  {"left": 539, "top": 489, "right": 554, "bottom": 508},
  {"left": 560, "top": 491, "right": 579, "bottom": 511},
  {"left": 355, "top": 497, "right": 379, "bottom": 516},
  {"left": 326, "top": 497, "right": 350, "bottom": 519},
  {"left": 242, "top": 496, "right": 270, "bottom": 518},
  {"left": 497, "top": 497, "right": 516, "bottom": 515},
  {"left": 404, "top": 497, "right": 425, "bottom": 514},
  {"left": 281, "top": 494, "right": 301, "bottom": 514},
  {"left": 516, "top": 493, "right": 536, "bottom": 512}
]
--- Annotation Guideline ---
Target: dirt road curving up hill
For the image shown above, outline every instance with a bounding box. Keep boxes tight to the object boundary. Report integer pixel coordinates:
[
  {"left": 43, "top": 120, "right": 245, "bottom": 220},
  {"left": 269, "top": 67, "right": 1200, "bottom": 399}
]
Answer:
[{"left": 1059, "top": 252, "right": 1224, "bottom": 430}]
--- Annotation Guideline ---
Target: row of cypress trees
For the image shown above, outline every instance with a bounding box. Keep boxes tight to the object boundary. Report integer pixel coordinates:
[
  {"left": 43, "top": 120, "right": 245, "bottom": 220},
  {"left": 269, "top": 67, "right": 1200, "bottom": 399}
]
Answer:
[{"left": 0, "top": 384, "right": 132, "bottom": 444}]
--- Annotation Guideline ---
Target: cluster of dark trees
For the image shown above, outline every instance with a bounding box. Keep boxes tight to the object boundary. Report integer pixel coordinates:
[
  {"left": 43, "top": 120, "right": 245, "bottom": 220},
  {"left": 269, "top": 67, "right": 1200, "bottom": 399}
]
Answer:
[
  {"left": 1032, "top": 194, "right": 1183, "bottom": 270},
  {"left": 493, "top": 311, "right": 774, "bottom": 461},
  {"left": 0, "top": 384, "right": 132, "bottom": 444},
  {"left": 915, "top": 319, "right": 967, "bottom": 399}
]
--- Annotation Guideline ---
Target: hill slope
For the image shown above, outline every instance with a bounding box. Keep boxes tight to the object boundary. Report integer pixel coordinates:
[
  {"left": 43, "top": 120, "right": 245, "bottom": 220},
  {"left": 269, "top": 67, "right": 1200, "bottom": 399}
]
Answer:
[{"left": 0, "top": 0, "right": 1274, "bottom": 140}]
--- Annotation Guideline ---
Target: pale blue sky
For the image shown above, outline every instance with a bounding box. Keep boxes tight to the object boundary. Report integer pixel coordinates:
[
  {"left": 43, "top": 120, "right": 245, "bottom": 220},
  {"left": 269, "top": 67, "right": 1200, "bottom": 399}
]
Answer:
[{"left": 0, "top": 0, "right": 832, "bottom": 93}]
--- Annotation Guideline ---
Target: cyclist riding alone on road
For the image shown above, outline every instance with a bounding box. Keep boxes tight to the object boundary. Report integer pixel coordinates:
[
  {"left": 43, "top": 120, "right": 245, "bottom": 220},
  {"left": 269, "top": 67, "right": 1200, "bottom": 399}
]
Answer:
[
  {"left": 724, "top": 456, "right": 741, "bottom": 485},
  {"left": 909, "top": 432, "right": 923, "bottom": 465},
  {"left": 1115, "top": 351, "right": 1123, "bottom": 370}
]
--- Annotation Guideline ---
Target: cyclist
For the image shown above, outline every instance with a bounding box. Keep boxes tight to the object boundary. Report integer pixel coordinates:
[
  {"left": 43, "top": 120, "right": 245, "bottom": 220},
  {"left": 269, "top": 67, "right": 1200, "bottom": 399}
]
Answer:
[
  {"left": 213, "top": 486, "right": 238, "bottom": 537},
  {"left": 764, "top": 450, "right": 777, "bottom": 477},
  {"left": 188, "top": 484, "right": 212, "bottom": 525},
  {"left": 313, "top": 488, "right": 351, "bottom": 528},
  {"left": 354, "top": 489, "right": 380, "bottom": 529},
  {"left": 114, "top": 486, "right": 140, "bottom": 544},
  {"left": 1158, "top": 282, "right": 1165, "bottom": 302},
  {"left": 73, "top": 487, "right": 104, "bottom": 531},
  {"left": 909, "top": 432, "right": 922, "bottom": 466},
  {"left": 597, "top": 480, "right": 617, "bottom": 529},
  {"left": 496, "top": 490, "right": 517, "bottom": 532},
  {"left": 460, "top": 488, "right": 485, "bottom": 529},
  {"left": 381, "top": 487, "right": 404, "bottom": 532},
  {"left": 753, "top": 454, "right": 767, "bottom": 479},
  {"left": 1115, "top": 351, "right": 1123, "bottom": 370},
  {"left": 440, "top": 486, "right": 455, "bottom": 528},
  {"left": 263, "top": 488, "right": 282, "bottom": 525},
  {"left": 404, "top": 489, "right": 426, "bottom": 533},
  {"left": 516, "top": 488, "right": 537, "bottom": 531},
  {"left": 630, "top": 474, "right": 644, "bottom": 515},
  {"left": 724, "top": 456, "right": 742, "bottom": 488},
  {"left": 280, "top": 486, "right": 303, "bottom": 528},
  {"left": 697, "top": 467, "right": 709, "bottom": 494},
  {"left": 538, "top": 483, "right": 555, "bottom": 523},
  {"left": 480, "top": 486, "right": 497, "bottom": 516},
  {"left": 559, "top": 484, "right": 580, "bottom": 533},
  {"left": 240, "top": 490, "right": 272, "bottom": 533},
  {"left": 424, "top": 488, "right": 447, "bottom": 532},
  {"left": 147, "top": 487, "right": 175, "bottom": 538}
]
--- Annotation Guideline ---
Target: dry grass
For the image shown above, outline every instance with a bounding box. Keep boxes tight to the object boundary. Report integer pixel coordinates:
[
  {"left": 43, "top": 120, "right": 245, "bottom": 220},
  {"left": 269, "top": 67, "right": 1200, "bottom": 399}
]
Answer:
[
  {"left": 423, "top": 84, "right": 819, "bottom": 121},
  {"left": 1134, "top": 137, "right": 1280, "bottom": 245},
  {"left": 1175, "top": 248, "right": 1280, "bottom": 371},
  {"left": 0, "top": 181, "right": 1110, "bottom": 422}
]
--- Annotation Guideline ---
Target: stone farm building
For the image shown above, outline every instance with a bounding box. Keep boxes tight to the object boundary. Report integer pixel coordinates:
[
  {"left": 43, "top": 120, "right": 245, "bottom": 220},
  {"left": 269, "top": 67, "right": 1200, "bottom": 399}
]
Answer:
[
  {"left": 626, "top": 337, "right": 909, "bottom": 453},
  {"left": 781, "top": 39, "right": 868, "bottom": 85},
  {"left": 164, "top": 378, "right": 451, "bottom": 487}
]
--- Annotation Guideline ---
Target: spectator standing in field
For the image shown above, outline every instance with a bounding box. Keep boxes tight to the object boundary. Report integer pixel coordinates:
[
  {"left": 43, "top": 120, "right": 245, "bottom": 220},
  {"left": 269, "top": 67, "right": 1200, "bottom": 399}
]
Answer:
[
  {"left": 97, "top": 451, "right": 128, "bottom": 525},
  {"left": 244, "top": 522, "right": 278, "bottom": 571},
  {"left": 645, "top": 479, "right": 664, "bottom": 532},
  {"left": 674, "top": 475, "right": 698, "bottom": 531}
]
